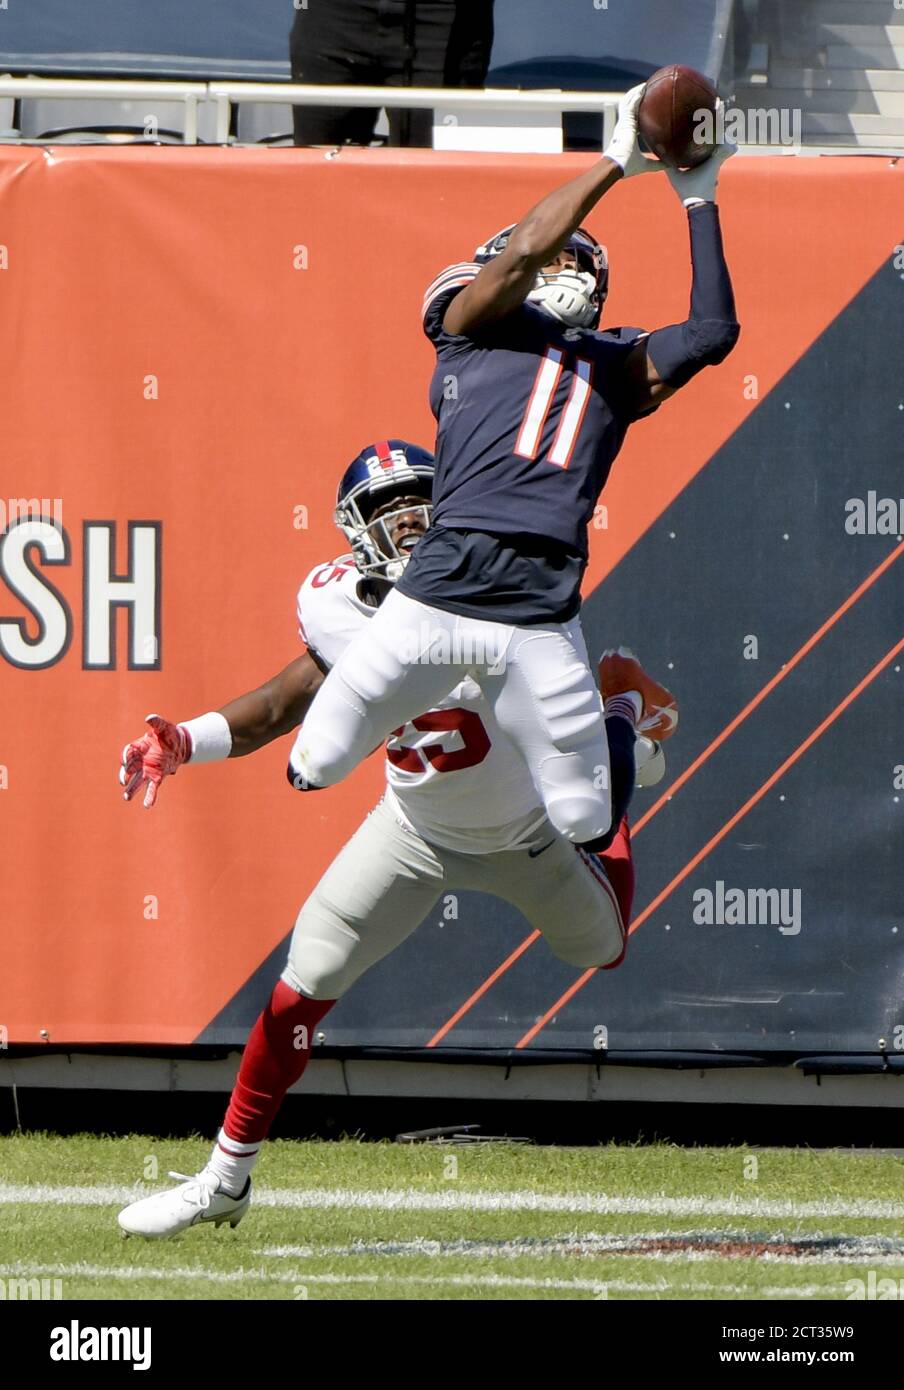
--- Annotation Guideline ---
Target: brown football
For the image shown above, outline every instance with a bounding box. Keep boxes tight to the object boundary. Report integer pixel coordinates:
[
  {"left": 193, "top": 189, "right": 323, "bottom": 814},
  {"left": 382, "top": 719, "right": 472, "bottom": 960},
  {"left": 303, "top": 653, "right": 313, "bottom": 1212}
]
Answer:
[{"left": 637, "top": 64, "right": 718, "bottom": 169}]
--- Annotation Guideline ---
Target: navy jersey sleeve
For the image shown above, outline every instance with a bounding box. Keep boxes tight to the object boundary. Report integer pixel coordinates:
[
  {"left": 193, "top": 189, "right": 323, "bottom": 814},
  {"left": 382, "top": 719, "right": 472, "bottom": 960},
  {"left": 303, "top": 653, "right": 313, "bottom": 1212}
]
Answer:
[
  {"left": 593, "top": 325, "right": 660, "bottom": 424},
  {"left": 422, "top": 262, "right": 482, "bottom": 350}
]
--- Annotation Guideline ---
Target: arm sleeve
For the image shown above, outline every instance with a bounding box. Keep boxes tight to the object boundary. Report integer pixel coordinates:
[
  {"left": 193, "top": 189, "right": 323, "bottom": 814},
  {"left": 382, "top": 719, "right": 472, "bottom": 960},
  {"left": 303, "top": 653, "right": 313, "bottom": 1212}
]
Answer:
[{"left": 644, "top": 202, "right": 740, "bottom": 389}]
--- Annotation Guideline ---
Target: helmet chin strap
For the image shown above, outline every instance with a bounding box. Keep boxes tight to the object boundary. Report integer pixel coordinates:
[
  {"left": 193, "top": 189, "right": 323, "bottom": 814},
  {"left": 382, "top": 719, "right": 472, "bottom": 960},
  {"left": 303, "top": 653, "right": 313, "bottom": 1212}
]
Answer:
[{"left": 528, "top": 270, "right": 599, "bottom": 328}]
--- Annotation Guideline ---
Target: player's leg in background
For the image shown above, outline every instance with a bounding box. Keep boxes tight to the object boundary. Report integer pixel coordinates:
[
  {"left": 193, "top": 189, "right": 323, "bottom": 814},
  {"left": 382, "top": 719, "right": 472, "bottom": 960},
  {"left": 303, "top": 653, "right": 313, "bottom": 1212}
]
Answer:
[
  {"left": 582, "top": 647, "right": 678, "bottom": 851},
  {"left": 117, "top": 800, "right": 445, "bottom": 1236},
  {"left": 288, "top": 588, "right": 481, "bottom": 790},
  {"left": 594, "top": 814, "right": 636, "bottom": 955},
  {"left": 583, "top": 694, "right": 638, "bottom": 853},
  {"left": 447, "top": 817, "right": 631, "bottom": 971},
  {"left": 489, "top": 819, "right": 635, "bottom": 972},
  {"left": 289, "top": 1, "right": 380, "bottom": 146},
  {"left": 534, "top": 652, "right": 675, "bottom": 960},
  {"left": 541, "top": 696, "right": 639, "bottom": 967},
  {"left": 383, "top": 0, "right": 495, "bottom": 147},
  {"left": 479, "top": 616, "right": 613, "bottom": 845}
]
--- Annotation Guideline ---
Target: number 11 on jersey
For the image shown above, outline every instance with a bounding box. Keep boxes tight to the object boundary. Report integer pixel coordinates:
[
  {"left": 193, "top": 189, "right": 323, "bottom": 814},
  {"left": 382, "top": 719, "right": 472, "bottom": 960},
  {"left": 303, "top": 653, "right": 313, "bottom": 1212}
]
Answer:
[{"left": 514, "top": 348, "right": 594, "bottom": 469}]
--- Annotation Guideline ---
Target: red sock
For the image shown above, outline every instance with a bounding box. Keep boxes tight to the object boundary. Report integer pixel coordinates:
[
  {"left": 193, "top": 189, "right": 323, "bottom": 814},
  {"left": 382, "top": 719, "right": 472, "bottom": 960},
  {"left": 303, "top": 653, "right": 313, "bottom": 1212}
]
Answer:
[
  {"left": 221, "top": 980, "right": 335, "bottom": 1145},
  {"left": 599, "top": 815, "right": 635, "bottom": 929}
]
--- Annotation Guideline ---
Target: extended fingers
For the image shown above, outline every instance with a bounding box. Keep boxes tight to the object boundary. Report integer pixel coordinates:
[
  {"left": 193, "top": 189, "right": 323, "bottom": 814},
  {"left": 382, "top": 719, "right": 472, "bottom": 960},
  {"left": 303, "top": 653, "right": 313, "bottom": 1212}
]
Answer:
[
  {"left": 622, "top": 82, "right": 646, "bottom": 114},
  {"left": 120, "top": 741, "right": 144, "bottom": 795}
]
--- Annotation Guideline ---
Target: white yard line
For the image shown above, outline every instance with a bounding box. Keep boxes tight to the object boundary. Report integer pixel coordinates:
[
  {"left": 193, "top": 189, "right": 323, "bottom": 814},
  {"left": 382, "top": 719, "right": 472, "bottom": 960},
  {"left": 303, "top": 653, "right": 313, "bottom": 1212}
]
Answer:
[
  {"left": 1, "top": 1262, "right": 296, "bottom": 1286},
  {"left": 0, "top": 1262, "right": 605, "bottom": 1295},
  {"left": 0, "top": 1263, "right": 847, "bottom": 1298},
  {"left": 2, "top": 1183, "right": 904, "bottom": 1221}
]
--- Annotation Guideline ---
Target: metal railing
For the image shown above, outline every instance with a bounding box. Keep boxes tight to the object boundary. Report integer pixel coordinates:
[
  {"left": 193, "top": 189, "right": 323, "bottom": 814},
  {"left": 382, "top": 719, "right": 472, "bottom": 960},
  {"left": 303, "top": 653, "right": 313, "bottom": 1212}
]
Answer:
[
  {"left": 1, "top": 76, "right": 881, "bottom": 156},
  {"left": 0, "top": 76, "right": 623, "bottom": 147},
  {"left": 0, "top": 77, "right": 210, "bottom": 143},
  {"left": 207, "top": 82, "right": 623, "bottom": 146}
]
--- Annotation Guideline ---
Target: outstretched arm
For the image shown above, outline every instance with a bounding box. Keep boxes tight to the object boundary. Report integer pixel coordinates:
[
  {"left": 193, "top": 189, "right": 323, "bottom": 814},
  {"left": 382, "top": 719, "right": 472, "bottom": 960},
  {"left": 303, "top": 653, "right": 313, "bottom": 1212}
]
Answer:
[
  {"left": 120, "top": 651, "right": 326, "bottom": 807},
  {"left": 624, "top": 140, "right": 741, "bottom": 415},
  {"left": 220, "top": 650, "right": 326, "bottom": 757},
  {"left": 444, "top": 85, "right": 662, "bottom": 337}
]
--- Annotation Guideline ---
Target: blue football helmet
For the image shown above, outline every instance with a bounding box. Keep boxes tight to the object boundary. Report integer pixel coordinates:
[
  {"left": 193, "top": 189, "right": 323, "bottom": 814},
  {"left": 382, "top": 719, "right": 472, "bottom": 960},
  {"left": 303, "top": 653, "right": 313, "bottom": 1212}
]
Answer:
[
  {"left": 475, "top": 224, "right": 609, "bottom": 329},
  {"left": 335, "top": 440, "right": 435, "bottom": 581}
]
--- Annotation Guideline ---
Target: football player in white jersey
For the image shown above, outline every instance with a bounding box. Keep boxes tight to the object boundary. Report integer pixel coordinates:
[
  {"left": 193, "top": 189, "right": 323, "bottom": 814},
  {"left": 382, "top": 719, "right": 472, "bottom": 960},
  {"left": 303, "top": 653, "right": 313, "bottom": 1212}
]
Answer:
[{"left": 116, "top": 440, "right": 675, "bottom": 1238}]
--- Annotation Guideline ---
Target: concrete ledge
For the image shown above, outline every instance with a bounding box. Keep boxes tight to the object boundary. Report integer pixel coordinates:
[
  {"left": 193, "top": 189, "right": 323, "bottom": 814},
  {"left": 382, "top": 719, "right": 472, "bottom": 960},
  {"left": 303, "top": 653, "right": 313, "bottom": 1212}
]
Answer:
[{"left": 2, "top": 1052, "right": 904, "bottom": 1108}]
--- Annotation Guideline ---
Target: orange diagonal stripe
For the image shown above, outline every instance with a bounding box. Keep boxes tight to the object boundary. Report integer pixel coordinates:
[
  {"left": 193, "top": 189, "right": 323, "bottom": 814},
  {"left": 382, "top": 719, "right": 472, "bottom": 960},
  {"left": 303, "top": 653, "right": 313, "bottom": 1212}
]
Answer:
[
  {"left": 633, "top": 538, "right": 904, "bottom": 831},
  {"left": 516, "top": 632, "right": 904, "bottom": 1049},
  {"left": 426, "top": 541, "right": 904, "bottom": 1048},
  {"left": 425, "top": 933, "right": 540, "bottom": 1048}
]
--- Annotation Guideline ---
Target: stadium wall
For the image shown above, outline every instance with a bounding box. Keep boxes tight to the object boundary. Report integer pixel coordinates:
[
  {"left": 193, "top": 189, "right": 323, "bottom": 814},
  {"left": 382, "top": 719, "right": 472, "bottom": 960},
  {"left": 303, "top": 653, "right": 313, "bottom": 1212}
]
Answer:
[{"left": 1, "top": 147, "right": 902, "bottom": 1074}]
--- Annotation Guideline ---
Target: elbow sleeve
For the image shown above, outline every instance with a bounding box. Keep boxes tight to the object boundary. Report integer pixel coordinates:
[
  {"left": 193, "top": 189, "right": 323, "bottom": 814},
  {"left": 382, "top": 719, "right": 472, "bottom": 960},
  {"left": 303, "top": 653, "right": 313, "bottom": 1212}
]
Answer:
[{"left": 646, "top": 317, "right": 740, "bottom": 389}]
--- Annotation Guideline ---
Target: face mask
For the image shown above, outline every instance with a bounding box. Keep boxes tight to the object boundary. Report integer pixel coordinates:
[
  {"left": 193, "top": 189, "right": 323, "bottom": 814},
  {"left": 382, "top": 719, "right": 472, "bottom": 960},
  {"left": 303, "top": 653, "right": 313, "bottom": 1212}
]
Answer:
[{"left": 528, "top": 269, "right": 599, "bottom": 328}]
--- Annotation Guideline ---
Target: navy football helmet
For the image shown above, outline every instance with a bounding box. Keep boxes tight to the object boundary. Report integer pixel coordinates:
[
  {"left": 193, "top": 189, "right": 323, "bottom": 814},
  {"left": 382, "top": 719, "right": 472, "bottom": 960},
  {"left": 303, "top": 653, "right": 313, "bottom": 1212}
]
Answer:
[
  {"left": 335, "top": 440, "right": 435, "bottom": 581},
  {"left": 475, "top": 224, "right": 609, "bottom": 329}
]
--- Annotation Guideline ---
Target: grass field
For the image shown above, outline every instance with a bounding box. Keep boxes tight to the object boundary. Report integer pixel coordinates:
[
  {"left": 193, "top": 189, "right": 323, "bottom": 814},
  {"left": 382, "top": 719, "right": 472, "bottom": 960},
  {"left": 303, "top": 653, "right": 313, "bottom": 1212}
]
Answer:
[{"left": 2, "top": 1135, "right": 904, "bottom": 1301}]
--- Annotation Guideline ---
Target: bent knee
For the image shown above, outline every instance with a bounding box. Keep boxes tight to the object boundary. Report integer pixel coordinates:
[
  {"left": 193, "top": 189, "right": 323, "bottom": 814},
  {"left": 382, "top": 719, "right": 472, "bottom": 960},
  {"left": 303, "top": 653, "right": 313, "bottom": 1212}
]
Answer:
[
  {"left": 548, "top": 931, "right": 622, "bottom": 970},
  {"left": 286, "top": 760, "right": 325, "bottom": 792},
  {"left": 281, "top": 961, "right": 346, "bottom": 1003},
  {"left": 538, "top": 752, "right": 611, "bottom": 843},
  {"left": 287, "top": 743, "right": 357, "bottom": 791},
  {"left": 547, "top": 792, "right": 611, "bottom": 844},
  {"left": 283, "top": 940, "right": 357, "bottom": 1001},
  {"left": 285, "top": 904, "right": 364, "bottom": 999}
]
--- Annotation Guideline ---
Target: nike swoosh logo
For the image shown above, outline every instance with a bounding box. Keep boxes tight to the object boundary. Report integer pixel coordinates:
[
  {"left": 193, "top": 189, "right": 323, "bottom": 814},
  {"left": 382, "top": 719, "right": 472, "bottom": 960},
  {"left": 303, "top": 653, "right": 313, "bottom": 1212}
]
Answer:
[{"left": 528, "top": 839, "right": 556, "bottom": 859}]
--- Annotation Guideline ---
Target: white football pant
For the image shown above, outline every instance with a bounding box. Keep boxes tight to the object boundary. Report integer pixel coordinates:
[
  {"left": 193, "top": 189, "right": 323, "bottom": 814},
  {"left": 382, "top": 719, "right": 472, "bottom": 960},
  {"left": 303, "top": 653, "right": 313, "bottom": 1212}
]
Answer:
[
  {"left": 288, "top": 588, "right": 611, "bottom": 844},
  {"left": 282, "top": 796, "right": 625, "bottom": 1000}
]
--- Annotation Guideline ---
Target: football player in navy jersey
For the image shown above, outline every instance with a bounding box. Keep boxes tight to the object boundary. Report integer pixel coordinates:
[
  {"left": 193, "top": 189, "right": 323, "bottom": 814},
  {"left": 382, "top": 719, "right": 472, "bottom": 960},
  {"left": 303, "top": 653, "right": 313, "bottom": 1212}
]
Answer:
[{"left": 288, "top": 84, "right": 737, "bottom": 856}]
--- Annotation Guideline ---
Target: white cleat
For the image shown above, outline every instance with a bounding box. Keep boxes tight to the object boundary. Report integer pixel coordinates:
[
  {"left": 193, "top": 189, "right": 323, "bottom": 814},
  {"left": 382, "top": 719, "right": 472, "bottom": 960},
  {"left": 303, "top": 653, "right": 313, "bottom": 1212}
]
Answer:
[
  {"left": 117, "top": 1170, "right": 251, "bottom": 1239},
  {"left": 634, "top": 734, "right": 666, "bottom": 788}
]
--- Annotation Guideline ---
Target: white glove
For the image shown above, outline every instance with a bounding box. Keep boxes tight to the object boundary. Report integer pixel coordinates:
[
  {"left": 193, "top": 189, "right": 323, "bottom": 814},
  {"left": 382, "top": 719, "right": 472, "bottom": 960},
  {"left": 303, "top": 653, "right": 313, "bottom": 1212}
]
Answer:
[
  {"left": 666, "top": 110, "right": 737, "bottom": 206},
  {"left": 603, "top": 83, "right": 663, "bottom": 179}
]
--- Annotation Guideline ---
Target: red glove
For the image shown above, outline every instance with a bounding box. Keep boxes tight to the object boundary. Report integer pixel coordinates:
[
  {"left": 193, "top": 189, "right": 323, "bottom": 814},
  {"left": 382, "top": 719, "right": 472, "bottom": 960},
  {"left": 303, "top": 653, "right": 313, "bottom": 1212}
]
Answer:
[{"left": 120, "top": 714, "right": 191, "bottom": 809}]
